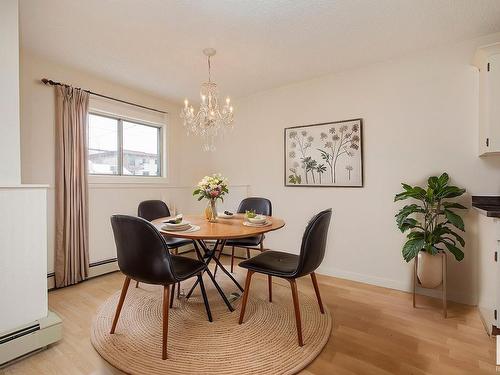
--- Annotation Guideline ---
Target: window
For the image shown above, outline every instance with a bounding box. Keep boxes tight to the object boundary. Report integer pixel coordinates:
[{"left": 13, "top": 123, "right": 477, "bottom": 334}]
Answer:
[
  {"left": 88, "top": 113, "right": 162, "bottom": 177},
  {"left": 88, "top": 114, "right": 119, "bottom": 175}
]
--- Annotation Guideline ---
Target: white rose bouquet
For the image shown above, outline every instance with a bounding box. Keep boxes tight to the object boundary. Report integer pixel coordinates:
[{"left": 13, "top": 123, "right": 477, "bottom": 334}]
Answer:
[{"left": 193, "top": 174, "right": 229, "bottom": 222}]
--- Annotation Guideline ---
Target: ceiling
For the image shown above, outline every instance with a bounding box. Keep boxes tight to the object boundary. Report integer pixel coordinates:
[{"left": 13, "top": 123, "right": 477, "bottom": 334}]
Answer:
[{"left": 20, "top": 0, "right": 500, "bottom": 102}]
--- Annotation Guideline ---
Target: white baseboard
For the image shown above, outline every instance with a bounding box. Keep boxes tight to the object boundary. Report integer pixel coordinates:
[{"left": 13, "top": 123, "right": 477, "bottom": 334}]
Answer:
[
  {"left": 45, "top": 247, "right": 475, "bottom": 305},
  {"left": 221, "top": 247, "right": 477, "bottom": 304},
  {"left": 46, "top": 260, "right": 120, "bottom": 290},
  {"left": 47, "top": 245, "right": 194, "bottom": 290},
  {"left": 317, "top": 265, "right": 475, "bottom": 306}
]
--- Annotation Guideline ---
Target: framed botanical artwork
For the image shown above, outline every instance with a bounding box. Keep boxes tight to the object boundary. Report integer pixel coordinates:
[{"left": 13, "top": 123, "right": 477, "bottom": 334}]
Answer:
[{"left": 284, "top": 118, "right": 363, "bottom": 187}]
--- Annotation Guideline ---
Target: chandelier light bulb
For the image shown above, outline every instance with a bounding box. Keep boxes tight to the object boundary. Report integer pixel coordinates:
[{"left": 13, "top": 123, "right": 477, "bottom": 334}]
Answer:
[
  {"left": 226, "top": 97, "right": 230, "bottom": 104},
  {"left": 184, "top": 99, "right": 188, "bottom": 108}
]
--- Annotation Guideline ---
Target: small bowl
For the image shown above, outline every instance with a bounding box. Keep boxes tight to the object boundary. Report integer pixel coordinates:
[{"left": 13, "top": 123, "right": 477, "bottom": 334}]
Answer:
[{"left": 248, "top": 215, "right": 266, "bottom": 224}]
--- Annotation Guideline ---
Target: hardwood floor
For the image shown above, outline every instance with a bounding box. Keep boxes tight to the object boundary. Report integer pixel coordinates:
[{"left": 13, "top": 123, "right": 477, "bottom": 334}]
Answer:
[{"left": 1, "top": 256, "right": 496, "bottom": 374}]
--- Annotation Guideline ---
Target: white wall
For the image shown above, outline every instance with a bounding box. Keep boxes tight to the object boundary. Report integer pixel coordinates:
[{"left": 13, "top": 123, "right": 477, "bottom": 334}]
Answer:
[
  {"left": 0, "top": 0, "right": 21, "bottom": 184},
  {"left": 19, "top": 31, "right": 500, "bottom": 305},
  {"left": 20, "top": 50, "right": 212, "bottom": 274},
  {"left": 211, "top": 33, "right": 500, "bottom": 305}
]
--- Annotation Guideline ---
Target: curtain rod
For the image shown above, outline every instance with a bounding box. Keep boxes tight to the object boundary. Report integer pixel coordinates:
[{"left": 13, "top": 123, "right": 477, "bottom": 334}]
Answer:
[{"left": 40, "top": 78, "right": 168, "bottom": 115}]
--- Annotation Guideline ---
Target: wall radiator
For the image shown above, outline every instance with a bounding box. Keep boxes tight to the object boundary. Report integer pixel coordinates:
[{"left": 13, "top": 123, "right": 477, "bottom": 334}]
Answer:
[{"left": 0, "top": 312, "right": 62, "bottom": 367}]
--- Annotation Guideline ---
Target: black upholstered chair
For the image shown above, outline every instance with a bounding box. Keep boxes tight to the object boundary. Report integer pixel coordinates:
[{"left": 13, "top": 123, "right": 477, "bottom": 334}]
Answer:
[
  {"left": 138, "top": 200, "right": 193, "bottom": 250},
  {"left": 110, "top": 215, "right": 212, "bottom": 360},
  {"left": 238, "top": 208, "right": 332, "bottom": 346},
  {"left": 226, "top": 197, "right": 272, "bottom": 272},
  {"left": 137, "top": 200, "right": 193, "bottom": 290}
]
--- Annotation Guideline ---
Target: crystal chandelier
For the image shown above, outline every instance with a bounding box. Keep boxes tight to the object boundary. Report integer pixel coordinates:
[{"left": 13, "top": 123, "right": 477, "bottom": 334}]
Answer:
[{"left": 180, "top": 48, "right": 234, "bottom": 151}]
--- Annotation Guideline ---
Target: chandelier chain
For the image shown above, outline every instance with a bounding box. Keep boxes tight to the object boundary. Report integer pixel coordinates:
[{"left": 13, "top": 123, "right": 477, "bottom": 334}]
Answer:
[{"left": 208, "top": 56, "right": 211, "bottom": 83}]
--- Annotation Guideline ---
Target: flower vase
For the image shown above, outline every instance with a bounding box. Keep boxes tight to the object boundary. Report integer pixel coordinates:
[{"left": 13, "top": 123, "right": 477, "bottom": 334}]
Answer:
[{"left": 205, "top": 199, "right": 218, "bottom": 222}]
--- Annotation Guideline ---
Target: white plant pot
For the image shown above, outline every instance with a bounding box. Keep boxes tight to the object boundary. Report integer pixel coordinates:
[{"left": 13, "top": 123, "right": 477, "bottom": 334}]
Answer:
[{"left": 417, "top": 251, "right": 443, "bottom": 289}]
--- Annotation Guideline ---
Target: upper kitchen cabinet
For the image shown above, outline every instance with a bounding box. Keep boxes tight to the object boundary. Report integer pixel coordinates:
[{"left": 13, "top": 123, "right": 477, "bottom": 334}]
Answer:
[{"left": 473, "top": 43, "right": 500, "bottom": 156}]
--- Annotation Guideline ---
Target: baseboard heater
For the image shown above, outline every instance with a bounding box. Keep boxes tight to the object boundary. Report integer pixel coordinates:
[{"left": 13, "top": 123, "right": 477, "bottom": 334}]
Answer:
[{"left": 0, "top": 311, "right": 62, "bottom": 367}]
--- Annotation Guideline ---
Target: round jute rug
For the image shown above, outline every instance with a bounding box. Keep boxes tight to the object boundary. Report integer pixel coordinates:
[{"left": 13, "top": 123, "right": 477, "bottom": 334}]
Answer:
[{"left": 91, "top": 270, "right": 332, "bottom": 375}]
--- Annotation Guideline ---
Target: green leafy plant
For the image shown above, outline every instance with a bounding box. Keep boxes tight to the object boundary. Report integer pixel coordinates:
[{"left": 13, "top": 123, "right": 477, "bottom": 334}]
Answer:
[
  {"left": 245, "top": 209, "right": 257, "bottom": 219},
  {"left": 288, "top": 168, "right": 302, "bottom": 184},
  {"left": 394, "top": 173, "right": 466, "bottom": 262}
]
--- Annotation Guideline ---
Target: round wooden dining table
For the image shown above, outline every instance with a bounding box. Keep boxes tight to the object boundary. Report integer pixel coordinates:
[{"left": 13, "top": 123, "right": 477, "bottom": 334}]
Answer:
[{"left": 152, "top": 214, "right": 285, "bottom": 312}]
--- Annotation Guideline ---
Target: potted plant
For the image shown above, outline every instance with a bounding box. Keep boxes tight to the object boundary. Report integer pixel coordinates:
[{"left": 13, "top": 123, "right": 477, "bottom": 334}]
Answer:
[
  {"left": 193, "top": 174, "right": 229, "bottom": 222},
  {"left": 394, "top": 173, "right": 466, "bottom": 288}
]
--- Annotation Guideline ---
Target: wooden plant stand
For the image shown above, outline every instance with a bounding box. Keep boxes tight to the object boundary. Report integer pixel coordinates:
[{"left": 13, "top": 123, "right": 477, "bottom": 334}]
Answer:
[{"left": 413, "top": 251, "right": 447, "bottom": 318}]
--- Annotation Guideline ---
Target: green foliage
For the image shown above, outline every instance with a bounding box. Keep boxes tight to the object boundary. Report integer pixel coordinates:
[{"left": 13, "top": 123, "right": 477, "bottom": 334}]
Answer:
[
  {"left": 288, "top": 168, "right": 302, "bottom": 184},
  {"left": 394, "top": 173, "right": 466, "bottom": 262},
  {"left": 245, "top": 209, "right": 256, "bottom": 218}
]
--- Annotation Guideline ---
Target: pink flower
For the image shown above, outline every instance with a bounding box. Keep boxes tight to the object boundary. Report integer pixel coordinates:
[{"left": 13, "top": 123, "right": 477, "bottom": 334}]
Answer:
[{"left": 210, "top": 190, "right": 219, "bottom": 197}]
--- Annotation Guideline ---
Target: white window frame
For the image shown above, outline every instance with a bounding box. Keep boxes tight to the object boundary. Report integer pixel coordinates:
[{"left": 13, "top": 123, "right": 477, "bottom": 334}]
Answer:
[{"left": 87, "top": 96, "right": 169, "bottom": 184}]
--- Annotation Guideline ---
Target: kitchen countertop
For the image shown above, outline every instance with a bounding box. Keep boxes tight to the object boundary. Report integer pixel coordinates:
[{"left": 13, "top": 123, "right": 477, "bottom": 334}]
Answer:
[{"left": 472, "top": 196, "right": 500, "bottom": 218}]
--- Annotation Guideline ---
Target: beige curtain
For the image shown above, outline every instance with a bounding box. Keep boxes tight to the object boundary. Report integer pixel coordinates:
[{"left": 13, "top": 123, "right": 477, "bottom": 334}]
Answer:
[{"left": 54, "top": 85, "right": 90, "bottom": 288}]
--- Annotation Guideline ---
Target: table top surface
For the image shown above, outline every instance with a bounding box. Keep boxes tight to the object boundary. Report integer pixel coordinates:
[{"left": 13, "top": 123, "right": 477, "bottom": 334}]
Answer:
[{"left": 152, "top": 214, "right": 285, "bottom": 240}]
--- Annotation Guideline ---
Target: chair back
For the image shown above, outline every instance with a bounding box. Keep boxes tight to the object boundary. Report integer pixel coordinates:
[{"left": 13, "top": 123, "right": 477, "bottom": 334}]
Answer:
[
  {"left": 237, "top": 197, "right": 272, "bottom": 216},
  {"left": 294, "top": 209, "right": 332, "bottom": 277},
  {"left": 138, "top": 200, "right": 171, "bottom": 221},
  {"left": 110, "top": 214, "right": 176, "bottom": 284}
]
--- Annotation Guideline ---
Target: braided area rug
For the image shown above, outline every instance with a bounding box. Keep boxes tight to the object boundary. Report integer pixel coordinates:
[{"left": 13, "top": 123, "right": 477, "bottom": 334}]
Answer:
[{"left": 91, "top": 271, "right": 331, "bottom": 374}]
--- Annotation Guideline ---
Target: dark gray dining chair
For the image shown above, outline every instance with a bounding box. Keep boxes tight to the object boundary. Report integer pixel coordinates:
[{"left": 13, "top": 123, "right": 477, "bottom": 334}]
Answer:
[
  {"left": 137, "top": 200, "right": 193, "bottom": 294},
  {"left": 237, "top": 208, "right": 332, "bottom": 346},
  {"left": 110, "top": 215, "right": 212, "bottom": 360},
  {"left": 225, "top": 197, "right": 272, "bottom": 272}
]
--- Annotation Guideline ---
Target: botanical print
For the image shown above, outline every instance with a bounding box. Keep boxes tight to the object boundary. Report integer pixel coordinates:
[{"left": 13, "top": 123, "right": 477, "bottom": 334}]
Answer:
[{"left": 284, "top": 119, "right": 363, "bottom": 187}]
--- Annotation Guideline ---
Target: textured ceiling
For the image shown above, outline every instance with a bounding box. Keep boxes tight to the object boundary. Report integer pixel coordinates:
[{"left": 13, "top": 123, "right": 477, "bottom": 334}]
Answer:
[{"left": 19, "top": 0, "right": 500, "bottom": 101}]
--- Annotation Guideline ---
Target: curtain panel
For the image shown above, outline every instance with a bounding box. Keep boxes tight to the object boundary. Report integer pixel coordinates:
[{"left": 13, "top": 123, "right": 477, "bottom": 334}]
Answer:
[{"left": 54, "top": 85, "right": 90, "bottom": 288}]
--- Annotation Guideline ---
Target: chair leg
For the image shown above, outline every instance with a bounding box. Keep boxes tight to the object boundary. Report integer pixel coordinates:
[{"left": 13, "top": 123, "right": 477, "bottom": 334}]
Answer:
[
  {"left": 170, "top": 283, "right": 176, "bottom": 308},
  {"left": 177, "top": 282, "right": 181, "bottom": 298},
  {"left": 231, "top": 246, "right": 235, "bottom": 273},
  {"left": 110, "top": 277, "right": 131, "bottom": 334},
  {"left": 246, "top": 248, "right": 251, "bottom": 259},
  {"left": 198, "top": 274, "right": 213, "bottom": 322},
  {"left": 289, "top": 279, "right": 304, "bottom": 346},
  {"left": 310, "top": 272, "right": 325, "bottom": 314},
  {"left": 260, "top": 241, "right": 265, "bottom": 252},
  {"left": 162, "top": 285, "right": 170, "bottom": 360},
  {"left": 135, "top": 280, "right": 139, "bottom": 288},
  {"left": 238, "top": 270, "right": 254, "bottom": 324},
  {"left": 268, "top": 275, "right": 272, "bottom": 302}
]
